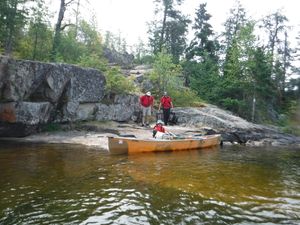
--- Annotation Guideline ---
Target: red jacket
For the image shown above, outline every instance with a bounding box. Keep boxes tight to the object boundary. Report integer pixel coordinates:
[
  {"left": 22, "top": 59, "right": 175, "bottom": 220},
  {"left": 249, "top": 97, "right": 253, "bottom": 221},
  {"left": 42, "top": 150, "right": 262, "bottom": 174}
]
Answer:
[
  {"left": 160, "top": 96, "right": 172, "bottom": 109},
  {"left": 153, "top": 124, "right": 165, "bottom": 133},
  {"left": 140, "top": 95, "right": 154, "bottom": 107}
]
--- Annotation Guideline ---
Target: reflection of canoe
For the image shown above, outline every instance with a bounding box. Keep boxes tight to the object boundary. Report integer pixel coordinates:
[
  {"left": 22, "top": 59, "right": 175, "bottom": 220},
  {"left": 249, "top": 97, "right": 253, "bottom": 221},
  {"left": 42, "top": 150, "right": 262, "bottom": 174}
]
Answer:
[{"left": 108, "top": 134, "right": 221, "bottom": 154}]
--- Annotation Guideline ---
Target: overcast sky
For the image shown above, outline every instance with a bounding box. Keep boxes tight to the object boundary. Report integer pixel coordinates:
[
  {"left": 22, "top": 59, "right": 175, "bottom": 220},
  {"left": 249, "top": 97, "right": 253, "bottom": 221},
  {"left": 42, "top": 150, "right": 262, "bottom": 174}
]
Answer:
[
  {"left": 46, "top": 0, "right": 299, "bottom": 49},
  {"left": 85, "top": 0, "right": 299, "bottom": 47}
]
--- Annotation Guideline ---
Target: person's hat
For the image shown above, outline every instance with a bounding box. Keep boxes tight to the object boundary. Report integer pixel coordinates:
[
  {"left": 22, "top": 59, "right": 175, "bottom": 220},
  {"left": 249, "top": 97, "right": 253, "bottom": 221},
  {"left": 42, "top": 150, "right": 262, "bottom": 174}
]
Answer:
[
  {"left": 163, "top": 91, "right": 167, "bottom": 95},
  {"left": 146, "top": 91, "right": 151, "bottom": 96},
  {"left": 157, "top": 120, "right": 163, "bottom": 124}
]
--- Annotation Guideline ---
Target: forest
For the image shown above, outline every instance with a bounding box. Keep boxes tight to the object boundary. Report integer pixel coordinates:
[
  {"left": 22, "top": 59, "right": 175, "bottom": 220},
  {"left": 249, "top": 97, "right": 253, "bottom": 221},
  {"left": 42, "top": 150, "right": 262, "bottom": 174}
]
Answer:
[{"left": 0, "top": 0, "right": 299, "bottom": 133}]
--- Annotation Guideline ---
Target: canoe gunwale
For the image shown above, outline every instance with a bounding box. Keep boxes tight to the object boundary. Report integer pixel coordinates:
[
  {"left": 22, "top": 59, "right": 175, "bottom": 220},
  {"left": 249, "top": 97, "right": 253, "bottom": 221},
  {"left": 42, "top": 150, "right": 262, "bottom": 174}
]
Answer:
[{"left": 108, "top": 134, "right": 221, "bottom": 154}]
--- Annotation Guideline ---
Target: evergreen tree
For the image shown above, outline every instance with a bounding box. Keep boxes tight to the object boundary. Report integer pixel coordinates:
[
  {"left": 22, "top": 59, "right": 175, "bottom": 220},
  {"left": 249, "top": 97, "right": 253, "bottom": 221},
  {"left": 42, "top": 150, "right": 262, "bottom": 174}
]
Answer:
[
  {"left": 0, "top": 0, "right": 30, "bottom": 55},
  {"left": 148, "top": 0, "right": 190, "bottom": 63},
  {"left": 185, "top": 3, "right": 218, "bottom": 62},
  {"left": 17, "top": 0, "right": 53, "bottom": 61},
  {"left": 184, "top": 3, "right": 220, "bottom": 100},
  {"left": 219, "top": 4, "right": 266, "bottom": 119},
  {"left": 248, "top": 47, "right": 275, "bottom": 122},
  {"left": 222, "top": 1, "right": 247, "bottom": 52},
  {"left": 262, "top": 11, "right": 288, "bottom": 68},
  {"left": 261, "top": 11, "right": 292, "bottom": 107}
]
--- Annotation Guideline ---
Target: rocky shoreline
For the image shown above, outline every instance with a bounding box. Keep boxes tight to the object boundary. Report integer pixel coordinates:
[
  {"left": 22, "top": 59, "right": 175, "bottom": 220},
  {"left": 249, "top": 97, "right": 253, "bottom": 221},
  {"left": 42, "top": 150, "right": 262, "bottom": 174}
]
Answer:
[
  {"left": 1, "top": 57, "right": 299, "bottom": 148},
  {"left": 1, "top": 120, "right": 300, "bottom": 150},
  {"left": 0, "top": 122, "right": 210, "bottom": 151}
]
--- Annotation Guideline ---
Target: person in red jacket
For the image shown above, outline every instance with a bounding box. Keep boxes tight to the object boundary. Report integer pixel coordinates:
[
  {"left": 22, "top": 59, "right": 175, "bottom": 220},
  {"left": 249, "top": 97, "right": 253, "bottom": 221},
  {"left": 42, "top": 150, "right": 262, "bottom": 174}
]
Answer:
[
  {"left": 152, "top": 120, "right": 165, "bottom": 138},
  {"left": 158, "top": 91, "right": 173, "bottom": 125},
  {"left": 139, "top": 91, "right": 154, "bottom": 127}
]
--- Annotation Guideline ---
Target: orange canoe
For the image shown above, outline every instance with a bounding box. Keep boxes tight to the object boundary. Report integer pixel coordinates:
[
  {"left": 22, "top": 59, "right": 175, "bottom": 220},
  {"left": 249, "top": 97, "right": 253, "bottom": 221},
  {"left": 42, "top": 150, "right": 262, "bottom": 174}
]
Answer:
[{"left": 108, "top": 134, "right": 221, "bottom": 154}]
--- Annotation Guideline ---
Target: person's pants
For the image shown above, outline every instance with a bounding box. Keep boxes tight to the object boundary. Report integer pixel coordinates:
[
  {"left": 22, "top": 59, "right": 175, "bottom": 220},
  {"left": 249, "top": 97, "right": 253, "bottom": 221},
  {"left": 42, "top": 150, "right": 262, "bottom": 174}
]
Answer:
[{"left": 162, "top": 108, "right": 171, "bottom": 125}]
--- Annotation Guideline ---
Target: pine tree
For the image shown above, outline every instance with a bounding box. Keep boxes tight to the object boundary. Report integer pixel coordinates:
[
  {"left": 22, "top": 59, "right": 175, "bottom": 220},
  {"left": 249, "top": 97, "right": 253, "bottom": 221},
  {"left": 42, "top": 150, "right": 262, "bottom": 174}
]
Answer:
[
  {"left": 148, "top": 0, "right": 190, "bottom": 63},
  {"left": 0, "top": 0, "right": 30, "bottom": 55}
]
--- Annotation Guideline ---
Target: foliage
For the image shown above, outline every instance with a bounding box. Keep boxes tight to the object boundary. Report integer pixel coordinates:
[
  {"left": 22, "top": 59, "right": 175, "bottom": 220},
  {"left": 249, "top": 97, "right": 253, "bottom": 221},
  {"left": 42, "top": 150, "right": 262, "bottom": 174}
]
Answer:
[
  {"left": 0, "top": 0, "right": 31, "bottom": 54},
  {"left": 41, "top": 123, "right": 62, "bottom": 132},
  {"left": 103, "top": 30, "right": 128, "bottom": 53},
  {"left": 132, "top": 38, "right": 153, "bottom": 64},
  {"left": 218, "top": 8, "right": 261, "bottom": 119},
  {"left": 104, "top": 67, "right": 137, "bottom": 95},
  {"left": 185, "top": 3, "right": 218, "bottom": 62},
  {"left": 222, "top": 1, "right": 247, "bottom": 51},
  {"left": 17, "top": 1, "right": 53, "bottom": 61},
  {"left": 1, "top": 0, "right": 299, "bottom": 127},
  {"left": 148, "top": 0, "right": 190, "bottom": 63},
  {"left": 78, "top": 53, "right": 107, "bottom": 72},
  {"left": 149, "top": 50, "right": 182, "bottom": 94},
  {"left": 149, "top": 51, "right": 202, "bottom": 106},
  {"left": 184, "top": 3, "right": 220, "bottom": 103},
  {"left": 184, "top": 59, "right": 220, "bottom": 102},
  {"left": 168, "top": 87, "right": 203, "bottom": 107},
  {"left": 278, "top": 100, "right": 300, "bottom": 136}
]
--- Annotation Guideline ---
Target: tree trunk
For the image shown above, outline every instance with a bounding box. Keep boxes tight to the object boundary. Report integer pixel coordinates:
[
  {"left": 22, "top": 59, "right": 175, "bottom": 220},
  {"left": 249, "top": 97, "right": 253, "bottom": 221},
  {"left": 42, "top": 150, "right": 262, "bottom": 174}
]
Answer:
[
  {"left": 32, "top": 26, "right": 38, "bottom": 60},
  {"left": 50, "top": 0, "right": 66, "bottom": 61},
  {"left": 74, "top": 0, "right": 80, "bottom": 37},
  {"left": 158, "top": 4, "right": 168, "bottom": 52},
  {"left": 4, "top": 0, "right": 18, "bottom": 55}
]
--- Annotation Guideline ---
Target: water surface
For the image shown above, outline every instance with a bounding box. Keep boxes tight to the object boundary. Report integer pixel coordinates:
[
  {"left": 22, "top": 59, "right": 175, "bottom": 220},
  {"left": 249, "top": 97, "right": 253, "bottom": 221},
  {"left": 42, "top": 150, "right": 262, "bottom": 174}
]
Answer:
[{"left": 0, "top": 142, "right": 299, "bottom": 224}]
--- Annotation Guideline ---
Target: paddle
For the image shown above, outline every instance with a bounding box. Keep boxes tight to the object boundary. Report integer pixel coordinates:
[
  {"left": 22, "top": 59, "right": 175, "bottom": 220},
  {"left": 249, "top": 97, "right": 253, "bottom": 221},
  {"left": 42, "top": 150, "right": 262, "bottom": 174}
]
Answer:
[
  {"left": 166, "top": 131, "right": 177, "bottom": 137},
  {"left": 166, "top": 131, "right": 186, "bottom": 139},
  {"left": 119, "top": 134, "right": 136, "bottom": 138}
]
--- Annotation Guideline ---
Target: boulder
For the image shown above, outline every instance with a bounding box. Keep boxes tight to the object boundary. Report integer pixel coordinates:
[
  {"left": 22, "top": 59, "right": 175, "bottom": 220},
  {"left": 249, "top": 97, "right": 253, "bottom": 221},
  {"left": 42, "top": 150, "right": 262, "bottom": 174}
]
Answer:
[
  {"left": 96, "top": 94, "right": 140, "bottom": 122},
  {"left": 0, "top": 56, "right": 106, "bottom": 136},
  {"left": 103, "top": 47, "right": 134, "bottom": 68},
  {"left": 76, "top": 103, "right": 97, "bottom": 121},
  {"left": 0, "top": 101, "right": 53, "bottom": 137},
  {"left": 172, "top": 105, "right": 300, "bottom": 146}
]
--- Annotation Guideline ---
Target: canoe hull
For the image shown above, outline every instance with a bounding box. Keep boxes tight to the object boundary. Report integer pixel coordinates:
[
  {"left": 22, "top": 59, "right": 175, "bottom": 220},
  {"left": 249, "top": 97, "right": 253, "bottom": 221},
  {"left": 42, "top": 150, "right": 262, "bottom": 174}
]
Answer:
[{"left": 108, "top": 134, "right": 221, "bottom": 154}]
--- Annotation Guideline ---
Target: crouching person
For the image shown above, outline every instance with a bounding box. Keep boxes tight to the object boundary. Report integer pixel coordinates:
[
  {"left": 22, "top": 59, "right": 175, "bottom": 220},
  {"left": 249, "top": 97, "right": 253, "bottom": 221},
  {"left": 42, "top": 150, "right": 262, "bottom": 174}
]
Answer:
[{"left": 152, "top": 120, "right": 172, "bottom": 139}]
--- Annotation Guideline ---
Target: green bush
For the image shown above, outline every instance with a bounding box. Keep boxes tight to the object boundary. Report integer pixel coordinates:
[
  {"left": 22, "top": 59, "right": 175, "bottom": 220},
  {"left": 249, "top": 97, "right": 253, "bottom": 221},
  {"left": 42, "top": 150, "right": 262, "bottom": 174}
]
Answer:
[
  {"left": 104, "top": 67, "right": 137, "bottom": 95},
  {"left": 278, "top": 100, "right": 300, "bottom": 136},
  {"left": 168, "top": 88, "right": 204, "bottom": 107},
  {"left": 78, "top": 54, "right": 108, "bottom": 72},
  {"left": 78, "top": 54, "right": 136, "bottom": 96},
  {"left": 41, "top": 123, "right": 62, "bottom": 132}
]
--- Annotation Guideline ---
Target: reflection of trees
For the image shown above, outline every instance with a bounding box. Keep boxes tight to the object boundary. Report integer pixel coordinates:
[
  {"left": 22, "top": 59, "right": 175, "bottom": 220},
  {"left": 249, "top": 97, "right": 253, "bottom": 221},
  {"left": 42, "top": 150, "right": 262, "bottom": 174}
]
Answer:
[{"left": 123, "top": 148, "right": 292, "bottom": 203}]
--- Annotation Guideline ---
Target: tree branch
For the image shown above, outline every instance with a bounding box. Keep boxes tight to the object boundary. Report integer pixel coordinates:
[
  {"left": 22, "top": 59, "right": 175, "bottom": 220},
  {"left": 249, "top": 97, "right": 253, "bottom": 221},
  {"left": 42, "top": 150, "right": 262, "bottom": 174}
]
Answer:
[
  {"left": 65, "top": 0, "right": 76, "bottom": 7},
  {"left": 60, "top": 23, "right": 75, "bottom": 31}
]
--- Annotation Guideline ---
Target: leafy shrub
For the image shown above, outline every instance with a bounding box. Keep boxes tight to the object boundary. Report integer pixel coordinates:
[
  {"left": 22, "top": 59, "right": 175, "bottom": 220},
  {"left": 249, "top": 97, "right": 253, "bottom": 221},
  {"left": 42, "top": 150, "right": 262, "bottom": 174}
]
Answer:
[
  {"left": 78, "top": 54, "right": 136, "bottom": 96},
  {"left": 278, "top": 100, "right": 300, "bottom": 136},
  {"left": 41, "top": 123, "right": 61, "bottom": 132},
  {"left": 104, "top": 67, "right": 137, "bottom": 95},
  {"left": 78, "top": 54, "right": 108, "bottom": 72},
  {"left": 168, "top": 87, "right": 204, "bottom": 107}
]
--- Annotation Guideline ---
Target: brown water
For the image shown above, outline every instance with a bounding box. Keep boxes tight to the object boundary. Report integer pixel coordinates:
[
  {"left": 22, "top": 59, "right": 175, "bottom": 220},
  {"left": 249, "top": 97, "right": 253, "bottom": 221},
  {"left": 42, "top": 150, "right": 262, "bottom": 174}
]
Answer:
[{"left": 0, "top": 142, "right": 299, "bottom": 225}]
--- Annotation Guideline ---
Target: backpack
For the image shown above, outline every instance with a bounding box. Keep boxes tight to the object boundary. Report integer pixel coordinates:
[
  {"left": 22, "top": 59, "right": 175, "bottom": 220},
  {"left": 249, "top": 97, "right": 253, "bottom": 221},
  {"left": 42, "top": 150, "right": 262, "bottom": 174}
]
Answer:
[
  {"left": 156, "top": 112, "right": 178, "bottom": 125},
  {"left": 168, "top": 112, "right": 178, "bottom": 125}
]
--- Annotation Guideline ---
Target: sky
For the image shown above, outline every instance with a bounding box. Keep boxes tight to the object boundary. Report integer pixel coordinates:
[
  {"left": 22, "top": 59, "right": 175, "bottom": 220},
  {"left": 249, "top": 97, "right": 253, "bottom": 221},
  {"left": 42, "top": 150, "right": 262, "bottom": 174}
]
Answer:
[{"left": 83, "top": 0, "right": 300, "bottom": 47}]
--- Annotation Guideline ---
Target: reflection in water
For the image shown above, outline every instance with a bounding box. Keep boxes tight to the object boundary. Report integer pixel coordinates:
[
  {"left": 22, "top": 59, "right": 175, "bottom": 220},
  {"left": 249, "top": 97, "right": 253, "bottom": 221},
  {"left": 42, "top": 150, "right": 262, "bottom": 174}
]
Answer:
[
  {"left": 0, "top": 142, "right": 299, "bottom": 224},
  {"left": 126, "top": 149, "right": 283, "bottom": 202}
]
